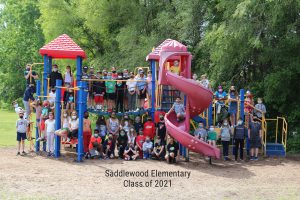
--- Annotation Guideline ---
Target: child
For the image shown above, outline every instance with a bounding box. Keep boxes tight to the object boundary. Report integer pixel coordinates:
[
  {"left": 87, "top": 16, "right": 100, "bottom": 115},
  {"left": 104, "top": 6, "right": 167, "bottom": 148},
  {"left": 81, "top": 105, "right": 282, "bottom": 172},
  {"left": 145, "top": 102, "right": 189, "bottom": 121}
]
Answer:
[
  {"left": 124, "top": 142, "right": 139, "bottom": 161},
  {"left": 64, "top": 65, "right": 73, "bottom": 86},
  {"left": 143, "top": 116, "right": 156, "bottom": 141},
  {"left": 48, "top": 87, "right": 56, "bottom": 105},
  {"left": 93, "top": 73, "right": 105, "bottom": 111},
  {"left": 117, "top": 129, "right": 128, "bottom": 159},
  {"left": 127, "top": 127, "right": 136, "bottom": 144},
  {"left": 156, "top": 114, "right": 166, "bottom": 143},
  {"left": 170, "top": 97, "right": 186, "bottom": 122},
  {"left": 63, "top": 87, "right": 75, "bottom": 112},
  {"left": 134, "top": 116, "right": 143, "bottom": 133},
  {"left": 135, "top": 128, "right": 145, "bottom": 159},
  {"left": 228, "top": 86, "right": 238, "bottom": 126},
  {"left": 165, "top": 137, "right": 179, "bottom": 164},
  {"left": 88, "top": 129, "right": 104, "bottom": 159},
  {"left": 12, "top": 101, "right": 23, "bottom": 115},
  {"left": 151, "top": 136, "right": 165, "bottom": 160},
  {"left": 103, "top": 133, "right": 115, "bottom": 159},
  {"left": 233, "top": 118, "right": 247, "bottom": 161},
  {"left": 220, "top": 120, "right": 232, "bottom": 161},
  {"left": 207, "top": 125, "right": 217, "bottom": 147},
  {"left": 68, "top": 111, "right": 79, "bottom": 142},
  {"left": 254, "top": 98, "right": 267, "bottom": 120},
  {"left": 105, "top": 72, "right": 116, "bottom": 112},
  {"left": 83, "top": 111, "right": 92, "bottom": 154},
  {"left": 96, "top": 115, "right": 107, "bottom": 143},
  {"left": 142, "top": 136, "right": 153, "bottom": 159},
  {"left": 194, "top": 122, "right": 207, "bottom": 141},
  {"left": 54, "top": 110, "right": 70, "bottom": 141},
  {"left": 38, "top": 100, "right": 51, "bottom": 142},
  {"left": 45, "top": 112, "right": 55, "bottom": 156},
  {"left": 121, "top": 114, "right": 131, "bottom": 134},
  {"left": 16, "top": 110, "right": 29, "bottom": 156}
]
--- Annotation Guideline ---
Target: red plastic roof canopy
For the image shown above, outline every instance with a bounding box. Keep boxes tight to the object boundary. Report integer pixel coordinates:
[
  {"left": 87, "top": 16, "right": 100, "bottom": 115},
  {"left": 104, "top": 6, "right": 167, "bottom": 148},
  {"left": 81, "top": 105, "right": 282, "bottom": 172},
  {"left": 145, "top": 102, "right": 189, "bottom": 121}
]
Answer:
[
  {"left": 39, "top": 34, "right": 86, "bottom": 59},
  {"left": 146, "top": 39, "right": 187, "bottom": 61}
]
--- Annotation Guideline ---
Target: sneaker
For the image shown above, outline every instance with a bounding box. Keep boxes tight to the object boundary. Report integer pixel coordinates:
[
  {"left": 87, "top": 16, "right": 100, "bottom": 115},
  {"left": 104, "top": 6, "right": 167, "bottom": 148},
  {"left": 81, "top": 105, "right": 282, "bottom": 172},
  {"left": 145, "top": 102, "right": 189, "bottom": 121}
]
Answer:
[
  {"left": 47, "top": 152, "right": 51, "bottom": 157},
  {"left": 36, "top": 137, "right": 41, "bottom": 142},
  {"left": 250, "top": 156, "right": 254, "bottom": 161},
  {"left": 16, "top": 152, "right": 20, "bottom": 156},
  {"left": 22, "top": 151, "right": 27, "bottom": 155},
  {"left": 254, "top": 157, "right": 258, "bottom": 161},
  {"left": 173, "top": 158, "right": 176, "bottom": 163},
  {"left": 135, "top": 108, "right": 140, "bottom": 112}
]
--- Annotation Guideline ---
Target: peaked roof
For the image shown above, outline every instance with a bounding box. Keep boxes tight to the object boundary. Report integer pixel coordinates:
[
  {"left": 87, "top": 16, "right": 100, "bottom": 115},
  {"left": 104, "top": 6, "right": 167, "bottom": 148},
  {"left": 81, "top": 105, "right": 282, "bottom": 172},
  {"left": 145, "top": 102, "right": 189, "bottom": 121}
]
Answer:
[
  {"left": 146, "top": 39, "right": 187, "bottom": 61},
  {"left": 39, "top": 34, "right": 86, "bottom": 59}
]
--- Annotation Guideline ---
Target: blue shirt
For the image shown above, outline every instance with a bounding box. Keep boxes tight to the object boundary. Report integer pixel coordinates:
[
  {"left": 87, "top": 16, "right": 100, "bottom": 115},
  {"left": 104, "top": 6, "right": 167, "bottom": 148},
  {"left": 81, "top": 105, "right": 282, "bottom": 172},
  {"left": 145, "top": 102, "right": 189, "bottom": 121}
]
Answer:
[
  {"left": 214, "top": 91, "right": 227, "bottom": 104},
  {"left": 136, "top": 77, "right": 147, "bottom": 90}
]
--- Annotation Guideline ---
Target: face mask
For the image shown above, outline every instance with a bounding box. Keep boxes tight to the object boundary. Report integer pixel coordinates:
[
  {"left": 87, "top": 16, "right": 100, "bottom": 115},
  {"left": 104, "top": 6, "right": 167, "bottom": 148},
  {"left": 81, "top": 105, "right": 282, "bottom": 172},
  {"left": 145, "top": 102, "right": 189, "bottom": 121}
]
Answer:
[
  {"left": 72, "top": 116, "right": 76, "bottom": 120},
  {"left": 53, "top": 68, "right": 58, "bottom": 72},
  {"left": 108, "top": 136, "right": 113, "bottom": 140},
  {"left": 199, "top": 125, "right": 203, "bottom": 128},
  {"left": 26, "top": 67, "right": 30, "bottom": 71},
  {"left": 139, "top": 132, "right": 143, "bottom": 135},
  {"left": 238, "top": 120, "right": 243, "bottom": 125},
  {"left": 117, "top": 82, "right": 122, "bottom": 86},
  {"left": 107, "top": 76, "right": 112, "bottom": 79},
  {"left": 63, "top": 114, "right": 68, "bottom": 117},
  {"left": 120, "top": 132, "right": 125, "bottom": 136},
  {"left": 20, "top": 115, "right": 24, "bottom": 119},
  {"left": 193, "top": 75, "right": 197, "bottom": 80},
  {"left": 135, "top": 118, "right": 140, "bottom": 123},
  {"left": 218, "top": 89, "right": 222, "bottom": 93},
  {"left": 123, "top": 73, "right": 128, "bottom": 77},
  {"left": 146, "top": 139, "right": 150, "bottom": 142},
  {"left": 160, "top": 117, "right": 164, "bottom": 120},
  {"left": 130, "top": 129, "right": 134, "bottom": 132},
  {"left": 94, "top": 134, "right": 98, "bottom": 138},
  {"left": 209, "top": 127, "right": 214, "bottom": 131},
  {"left": 112, "top": 70, "right": 116, "bottom": 73},
  {"left": 90, "top": 71, "right": 94, "bottom": 74},
  {"left": 156, "top": 140, "right": 161, "bottom": 144},
  {"left": 223, "top": 122, "right": 228, "bottom": 126},
  {"left": 84, "top": 116, "right": 88, "bottom": 119},
  {"left": 52, "top": 90, "right": 55, "bottom": 93},
  {"left": 130, "top": 76, "right": 134, "bottom": 79},
  {"left": 111, "top": 115, "right": 116, "bottom": 118},
  {"left": 118, "top": 76, "right": 122, "bottom": 79},
  {"left": 147, "top": 119, "right": 152, "bottom": 121},
  {"left": 258, "top": 101, "right": 262, "bottom": 104},
  {"left": 124, "top": 121, "right": 129, "bottom": 126}
]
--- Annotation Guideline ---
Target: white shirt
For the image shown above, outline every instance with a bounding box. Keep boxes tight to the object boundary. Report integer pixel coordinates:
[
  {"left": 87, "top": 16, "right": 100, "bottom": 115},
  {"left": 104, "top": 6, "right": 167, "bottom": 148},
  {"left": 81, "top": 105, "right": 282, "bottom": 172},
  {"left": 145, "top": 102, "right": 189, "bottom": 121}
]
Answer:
[
  {"left": 69, "top": 118, "right": 79, "bottom": 130},
  {"left": 64, "top": 72, "right": 72, "bottom": 83},
  {"left": 62, "top": 117, "right": 69, "bottom": 128},
  {"left": 126, "top": 79, "right": 137, "bottom": 92},
  {"left": 16, "top": 119, "right": 28, "bottom": 133},
  {"left": 200, "top": 79, "right": 210, "bottom": 88},
  {"left": 48, "top": 91, "right": 56, "bottom": 104},
  {"left": 45, "top": 119, "right": 56, "bottom": 133}
]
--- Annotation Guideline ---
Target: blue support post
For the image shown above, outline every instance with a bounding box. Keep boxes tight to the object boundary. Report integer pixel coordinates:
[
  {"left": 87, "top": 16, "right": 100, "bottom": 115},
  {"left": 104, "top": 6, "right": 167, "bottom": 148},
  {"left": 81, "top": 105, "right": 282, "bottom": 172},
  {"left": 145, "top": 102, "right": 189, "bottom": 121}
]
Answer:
[
  {"left": 150, "top": 60, "right": 156, "bottom": 120},
  {"left": 35, "top": 80, "right": 41, "bottom": 152},
  {"left": 43, "top": 55, "right": 48, "bottom": 100},
  {"left": 54, "top": 80, "right": 62, "bottom": 158},
  {"left": 48, "top": 57, "right": 52, "bottom": 75},
  {"left": 240, "top": 89, "right": 245, "bottom": 121},
  {"left": 76, "top": 56, "right": 83, "bottom": 111},
  {"left": 208, "top": 102, "right": 213, "bottom": 126},
  {"left": 77, "top": 81, "right": 85, "bottom": 162},
  {"left": 83, "top": 82, "right": 88, "bottom": 111}
]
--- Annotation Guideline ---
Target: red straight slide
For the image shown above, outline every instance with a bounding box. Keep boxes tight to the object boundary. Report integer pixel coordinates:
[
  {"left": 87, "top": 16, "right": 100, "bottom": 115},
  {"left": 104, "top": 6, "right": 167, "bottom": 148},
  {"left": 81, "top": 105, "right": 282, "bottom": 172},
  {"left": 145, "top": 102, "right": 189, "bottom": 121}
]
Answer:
[{"left": 164, "top": 72, "right": 220, "bottom": 159}]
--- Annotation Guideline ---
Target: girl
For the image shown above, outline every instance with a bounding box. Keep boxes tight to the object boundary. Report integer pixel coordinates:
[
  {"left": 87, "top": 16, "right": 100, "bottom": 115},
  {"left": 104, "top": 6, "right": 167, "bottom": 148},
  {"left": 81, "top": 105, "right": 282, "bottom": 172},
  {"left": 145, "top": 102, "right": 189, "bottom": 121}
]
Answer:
[
  {"left": 220, "top": 120, "right": 232, "bottom": 161},
  {"left": 45, "top": 112, "right": 55, "bottom": 156},
  {"left": 207, "top": 125, "right": 217, "bottom": 147},
  {"left": 120, "top": 114, "right": 131, "bottom": 134},
  {"left": 64, "top": 65, "right": 73, "bottom": 86},
  {"left": 63, "top": 87, "right": 75, "bottom": 113},
  {"left": 106, "top": 111, "right": 119, "bottom": 157},
  {"left": 68, "top": 111, "right": 79, "bottom": 142},
  {"left": 54, "top": 110, "right": 70, "bottom": 142},
  {"left": 244, "top": 90, "right": 254, "bottom": 127},
  {"left": 83, "top": 111, "right": 92, "bottom": 154},
  {"left": 96, "top": 115, "right": 107, "bottom": 143},
  {"left": 127, "top": 127, "right": 136, "bottom": 144},
  {"left": 228, "top": 86, "right": 239, "bottom": 126},
  {"left": 146, "top": 71, "right": 152, "bottom": 107}
]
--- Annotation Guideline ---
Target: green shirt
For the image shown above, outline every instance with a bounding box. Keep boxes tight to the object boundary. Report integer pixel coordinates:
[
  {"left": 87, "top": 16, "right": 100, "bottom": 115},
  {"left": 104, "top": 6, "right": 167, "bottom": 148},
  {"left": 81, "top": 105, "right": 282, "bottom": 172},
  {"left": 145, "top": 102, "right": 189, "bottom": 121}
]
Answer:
[
  {"left": 105, "top": 81, "right": 116, "bottom": 93},
  {"left": 207, "top": 131, "right": 217, "bottom": 141}
]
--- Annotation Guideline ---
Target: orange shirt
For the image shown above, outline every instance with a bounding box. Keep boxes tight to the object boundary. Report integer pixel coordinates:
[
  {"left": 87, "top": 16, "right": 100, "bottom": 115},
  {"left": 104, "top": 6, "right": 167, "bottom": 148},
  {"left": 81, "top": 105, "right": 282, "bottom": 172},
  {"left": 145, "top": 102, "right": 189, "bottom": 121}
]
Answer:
[{"left": 89, "top": 136, "right": 102, "bottom": 150}]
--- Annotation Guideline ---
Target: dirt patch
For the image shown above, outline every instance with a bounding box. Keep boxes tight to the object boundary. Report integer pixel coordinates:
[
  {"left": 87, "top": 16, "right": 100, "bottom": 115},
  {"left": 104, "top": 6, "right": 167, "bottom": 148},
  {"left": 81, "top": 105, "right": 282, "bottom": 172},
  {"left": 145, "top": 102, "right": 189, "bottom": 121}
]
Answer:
[{"left": 0, "top": 147, "right": 299, "bottom": 200}]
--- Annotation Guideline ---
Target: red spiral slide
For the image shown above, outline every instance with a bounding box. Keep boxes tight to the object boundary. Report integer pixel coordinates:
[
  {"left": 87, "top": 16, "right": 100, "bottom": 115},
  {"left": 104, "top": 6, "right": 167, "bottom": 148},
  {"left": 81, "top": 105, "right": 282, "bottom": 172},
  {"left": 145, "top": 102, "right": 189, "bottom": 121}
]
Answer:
[{"left": 164, "top": 72, "right": 220, "bottom": 159}]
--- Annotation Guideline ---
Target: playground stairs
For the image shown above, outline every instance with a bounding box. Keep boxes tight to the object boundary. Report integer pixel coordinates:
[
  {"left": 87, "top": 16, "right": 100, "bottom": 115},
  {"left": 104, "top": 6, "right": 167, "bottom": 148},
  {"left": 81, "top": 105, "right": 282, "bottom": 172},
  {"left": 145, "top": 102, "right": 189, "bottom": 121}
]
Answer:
[{"left": 265, "top": 143, "right": 286, "bottom": 157}]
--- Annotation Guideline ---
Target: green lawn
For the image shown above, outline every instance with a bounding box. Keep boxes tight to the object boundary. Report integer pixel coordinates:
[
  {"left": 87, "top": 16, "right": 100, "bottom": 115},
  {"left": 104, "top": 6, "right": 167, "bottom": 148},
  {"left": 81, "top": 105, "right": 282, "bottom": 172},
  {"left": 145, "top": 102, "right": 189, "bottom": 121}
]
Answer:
[{"left": 0, "top": 110, "right": 37, "bottom": 147}]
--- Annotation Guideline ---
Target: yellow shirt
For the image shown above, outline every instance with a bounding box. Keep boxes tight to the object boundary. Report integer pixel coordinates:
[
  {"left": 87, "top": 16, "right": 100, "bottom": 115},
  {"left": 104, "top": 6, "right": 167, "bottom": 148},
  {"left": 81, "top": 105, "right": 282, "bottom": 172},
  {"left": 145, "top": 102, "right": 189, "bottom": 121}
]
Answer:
[{"left": 170, "top": 66, "right": 180, "bottom": 74}]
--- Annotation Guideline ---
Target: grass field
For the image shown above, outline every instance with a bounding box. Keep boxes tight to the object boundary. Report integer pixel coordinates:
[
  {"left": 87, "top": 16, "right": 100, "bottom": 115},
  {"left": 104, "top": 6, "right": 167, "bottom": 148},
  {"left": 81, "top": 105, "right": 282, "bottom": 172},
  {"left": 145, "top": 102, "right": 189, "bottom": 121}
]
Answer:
[{"left": 0, "top": 110, "right": 37, "bottom": 147}]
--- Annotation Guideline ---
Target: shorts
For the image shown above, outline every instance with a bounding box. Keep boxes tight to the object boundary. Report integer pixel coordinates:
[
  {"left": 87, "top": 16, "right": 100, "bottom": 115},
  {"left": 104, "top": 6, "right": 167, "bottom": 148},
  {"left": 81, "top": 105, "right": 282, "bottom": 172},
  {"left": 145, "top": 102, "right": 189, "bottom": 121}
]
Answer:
[
  {"left": 228, "top": 106, "right": 237, "bottom": 114},
  {"left": 250, "top": 137, "right": 261, "bottom": 148},
  {"left": 94, "top": 95, "right": 104, "bottom": 104},
  {"left": 107, "top": 93, "right": 115, "bottom": 100},
  {"left": 138, "top": 89, "right": 147, "bottom": 99},
  {"left": 17, "top": 132, "right": 27, "bottom": 141},
  {"left": 40, "top": 120, "right": 45, "bottom": 131}
]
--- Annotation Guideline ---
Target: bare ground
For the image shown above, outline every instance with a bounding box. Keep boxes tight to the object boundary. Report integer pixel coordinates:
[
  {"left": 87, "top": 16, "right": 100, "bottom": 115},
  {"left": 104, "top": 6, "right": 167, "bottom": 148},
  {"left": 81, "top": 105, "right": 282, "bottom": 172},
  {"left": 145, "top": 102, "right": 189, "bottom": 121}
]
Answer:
[{"left": 0, "top": 147, "right": 299, "bottom": 200}]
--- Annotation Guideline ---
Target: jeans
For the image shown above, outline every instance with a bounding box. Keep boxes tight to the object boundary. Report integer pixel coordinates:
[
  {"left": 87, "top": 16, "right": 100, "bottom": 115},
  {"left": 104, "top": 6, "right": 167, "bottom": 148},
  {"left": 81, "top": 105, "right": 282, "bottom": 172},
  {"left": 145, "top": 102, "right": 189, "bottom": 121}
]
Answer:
[
  {"left": 143, "top": 150, "right": 151, "bottom": 159},
  {"left": 115, "top": 93, "right": 124, "bottom": 112},
  {"left": 222, "top": 141, "right": 230, "bottom": 158},
  {"left": 234, "top": 139, "right": 244, "bottom": 160},
  {"left": 127, "top": 92, "right": 136, "bottom": 110},
  {"left": 46, "top": 132, "right": 55, "bottom": 153}
]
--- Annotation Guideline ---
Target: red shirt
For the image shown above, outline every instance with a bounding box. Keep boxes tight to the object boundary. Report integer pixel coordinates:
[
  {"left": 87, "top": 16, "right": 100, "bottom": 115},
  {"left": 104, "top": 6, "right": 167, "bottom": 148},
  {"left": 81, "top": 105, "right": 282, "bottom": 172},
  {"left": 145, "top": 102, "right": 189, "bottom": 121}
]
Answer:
[
  {"left": 143, "top": 121, "right": 156, "bottom": 140},
  {"left": 89, "top": 136, "right": 102, "bottom": 150},
  {"left": 136, "top": 135, "right": 145, "bottom": 149}
]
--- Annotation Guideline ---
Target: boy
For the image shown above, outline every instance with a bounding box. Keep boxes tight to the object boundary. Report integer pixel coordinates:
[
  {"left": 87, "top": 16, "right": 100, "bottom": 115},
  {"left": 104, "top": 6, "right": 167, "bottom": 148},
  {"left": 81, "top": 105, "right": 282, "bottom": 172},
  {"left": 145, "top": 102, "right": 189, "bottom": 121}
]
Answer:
[
  {"left": 165, "top": 137, "right": 179, "bottom": 164},
  {"left": 103, "top": 133, "right": 115, "bottom": 159},
  {"left": 88, "top": 129, "right": 104, "bottom": 159},
  {"left": 156, "top": 114, "right": 166, "bottom": 143},
  {"left": 170, "top": 97, "right": 186, "bottom": 122},
  {"left": 16, "top": 110, "right": 29, "bottom": 156},
  {"left": 254, "top": 98, "right": 267, "bottom": 120},
  {"left": 134, "top": 116, "right": 143, "bottom": 133},
  {"left": 194, "top": 122, "right": 207, "bottom": 141},
  {"left": 117, "top": 129, "right": 128, "bottom": 159},
  {"left": 142, "top": 136, "right": 153, "bottom": 159},
  {"left": 207, "top": 125, "right": 217, "bottom": 147},
  {"left": 233, "top": 118, "right": 247, "bottom": 161},
  {"left": 124, "top": 142, "right": 139, "bottom": 160},
  {"left": 143, "top": 116, "right": 156, "bottom": 141},
  {"left": 151, "top": 136, "right": 165, "bottom": 160},
  {"left": 135, "top": 128, "right": 146, "bottom": 158}
]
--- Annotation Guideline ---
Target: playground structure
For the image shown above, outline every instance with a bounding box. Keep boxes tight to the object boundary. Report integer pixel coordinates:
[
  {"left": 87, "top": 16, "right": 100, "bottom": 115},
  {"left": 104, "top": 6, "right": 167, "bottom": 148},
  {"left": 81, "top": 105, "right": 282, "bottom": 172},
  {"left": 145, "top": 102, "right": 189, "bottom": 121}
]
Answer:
[{"left": 32, "top": 35, "right": 288, "bottom": 162}]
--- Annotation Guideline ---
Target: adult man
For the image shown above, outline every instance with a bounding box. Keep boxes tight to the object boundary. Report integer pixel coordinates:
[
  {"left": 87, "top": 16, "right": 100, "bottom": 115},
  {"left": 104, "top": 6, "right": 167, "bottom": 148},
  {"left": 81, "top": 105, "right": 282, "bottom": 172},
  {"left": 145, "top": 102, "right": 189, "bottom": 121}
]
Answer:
[
  {"left": 248, "top": 115, "right": 262, "bottom": 161},
  {"left": 24, "top": 64, "right": 38, "bottom": 92},
  {"left": 49, "top": 64, "right": 64, "bottom": 88}
]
